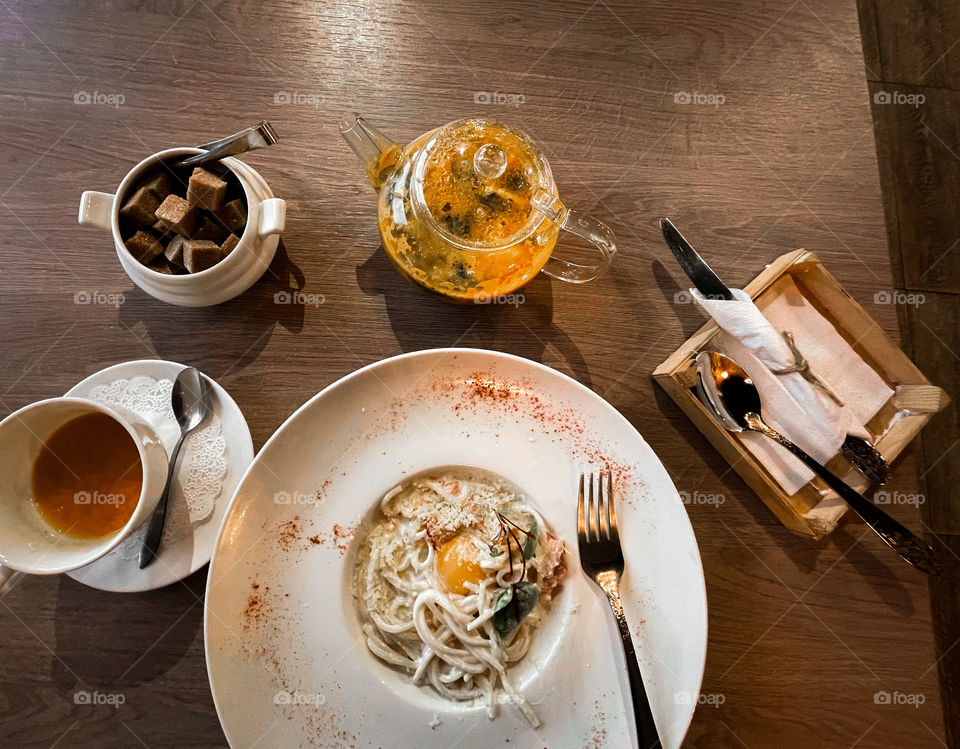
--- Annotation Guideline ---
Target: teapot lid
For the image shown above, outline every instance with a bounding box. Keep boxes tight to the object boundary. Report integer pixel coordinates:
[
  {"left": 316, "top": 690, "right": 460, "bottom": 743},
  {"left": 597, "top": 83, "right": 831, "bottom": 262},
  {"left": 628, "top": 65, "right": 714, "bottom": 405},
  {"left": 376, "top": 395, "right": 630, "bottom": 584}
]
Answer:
[{"left": 411, "top": 118, "right": 554, "bottom": 249}]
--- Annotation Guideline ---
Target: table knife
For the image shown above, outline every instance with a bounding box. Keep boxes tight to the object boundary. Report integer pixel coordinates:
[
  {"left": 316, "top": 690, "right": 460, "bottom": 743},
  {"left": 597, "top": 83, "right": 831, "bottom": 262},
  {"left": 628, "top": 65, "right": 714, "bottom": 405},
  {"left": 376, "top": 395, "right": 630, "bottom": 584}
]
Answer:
[{"left": 659, "top": 217, "right": 889, "bottom": 484}]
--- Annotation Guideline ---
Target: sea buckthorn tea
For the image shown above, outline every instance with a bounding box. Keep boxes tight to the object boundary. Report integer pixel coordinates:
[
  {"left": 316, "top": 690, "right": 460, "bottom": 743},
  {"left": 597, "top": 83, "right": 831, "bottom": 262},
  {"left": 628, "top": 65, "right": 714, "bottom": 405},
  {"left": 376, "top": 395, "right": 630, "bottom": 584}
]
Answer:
[
  {"left": 341, "top": 113, "right": 617, "bottom": 303},
  {"left": 377, "top": 121, "right": 561, "bottom": 301},
  {"left": 31, "top": 412, "right": 142, "bottom": 538}
]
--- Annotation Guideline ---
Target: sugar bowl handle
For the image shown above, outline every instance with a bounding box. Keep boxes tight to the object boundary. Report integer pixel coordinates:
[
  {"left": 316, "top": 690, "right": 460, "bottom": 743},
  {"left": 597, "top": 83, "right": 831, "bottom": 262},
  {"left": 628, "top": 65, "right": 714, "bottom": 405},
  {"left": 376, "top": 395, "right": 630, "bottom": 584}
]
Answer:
[
  {"left": 532, "top": 191, "right": 617, "bottom": 283},
  {"left": 257, "top": 197, "right": 286, "bottom": 239},
  {"left": 78, "top": 190, "right": 115, "bottom": 230}
]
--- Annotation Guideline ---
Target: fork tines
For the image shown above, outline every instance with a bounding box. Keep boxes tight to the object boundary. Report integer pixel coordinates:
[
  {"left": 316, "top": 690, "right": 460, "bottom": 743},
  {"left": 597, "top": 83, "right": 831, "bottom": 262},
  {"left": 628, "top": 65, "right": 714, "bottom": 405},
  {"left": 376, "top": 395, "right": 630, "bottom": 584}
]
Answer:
[{"left": 577, "top": 471, "right": 618, "bottom": 545}]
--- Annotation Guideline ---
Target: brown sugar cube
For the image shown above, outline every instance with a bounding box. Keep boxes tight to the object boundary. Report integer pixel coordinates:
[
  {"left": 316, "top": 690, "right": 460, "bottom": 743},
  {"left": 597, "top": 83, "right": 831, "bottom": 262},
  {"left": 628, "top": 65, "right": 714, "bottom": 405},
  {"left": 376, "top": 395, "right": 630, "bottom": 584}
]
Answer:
[
  {"left": 219, "top": 233, "right": 240, "bottom": 258},
  {"left": 164, "top": 234, "right": 187, "bottom": 267},
  {"left": 140, "top": 171, "right": 175, "bottom": 197},
  {"left": 146, "top": 255, "right": 176, "bottom": 275},
  {"left": 215, "top": 198, "right": 247, "bottom": 234},
  {"left": 125, "top": 230, "right": 164, "bottom": 264},
  {"left": 187, "top": 167, "right": 228, "bottom": 211},
  {"left": 152, "top": 219, "right": 177, "bottom": 241},
  {"left": 119, "top": 186, "right": 161, "bottom": 227},
  {"left": 193, "top": 216, "right": 229, "bottom": 243},
  {"left": 155, "top": 194, "right": 200, "bottom": 237},
  {"left": 183, "top": 239, "right": 222, "bottom": 273}
]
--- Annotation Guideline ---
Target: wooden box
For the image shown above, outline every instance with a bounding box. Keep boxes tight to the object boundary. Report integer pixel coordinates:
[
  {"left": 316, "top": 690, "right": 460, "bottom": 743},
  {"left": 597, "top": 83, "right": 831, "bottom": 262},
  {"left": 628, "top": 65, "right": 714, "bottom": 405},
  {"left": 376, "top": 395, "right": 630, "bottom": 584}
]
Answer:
[{"left": 652, "top": 249, "right": 949, "bottom": 538}]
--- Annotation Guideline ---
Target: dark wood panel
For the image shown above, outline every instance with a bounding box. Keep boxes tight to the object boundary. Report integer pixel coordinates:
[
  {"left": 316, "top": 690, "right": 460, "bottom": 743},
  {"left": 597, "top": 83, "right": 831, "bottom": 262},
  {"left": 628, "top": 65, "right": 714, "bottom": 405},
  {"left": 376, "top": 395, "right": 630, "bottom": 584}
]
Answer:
[
  {"left": 897, "top": 291, "right": 960, "bottom": 535},
  {"left": 858, "top": 0, "right": 960, "bottom": 88},
  {"left": 928, "top": 535, "right": 960, "bottom": 749},
  {"left": 858, "top": 0, "right": 960, "bottom": 744},
  {"left": 868, "top": 81, "right": 960, "bottom": 294}
]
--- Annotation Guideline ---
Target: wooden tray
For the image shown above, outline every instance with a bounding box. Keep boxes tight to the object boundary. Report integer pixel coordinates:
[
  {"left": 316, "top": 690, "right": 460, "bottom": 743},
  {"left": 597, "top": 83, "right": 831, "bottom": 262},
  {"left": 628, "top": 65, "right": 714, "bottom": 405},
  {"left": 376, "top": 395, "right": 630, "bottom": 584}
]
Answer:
[{"left": 652, "top": 249, "right": 949, "bottom": 538}]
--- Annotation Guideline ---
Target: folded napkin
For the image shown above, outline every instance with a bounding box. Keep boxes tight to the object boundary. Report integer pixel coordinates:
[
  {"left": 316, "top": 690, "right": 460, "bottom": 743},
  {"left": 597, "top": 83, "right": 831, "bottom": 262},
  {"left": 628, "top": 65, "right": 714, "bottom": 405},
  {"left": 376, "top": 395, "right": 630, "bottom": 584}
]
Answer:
[{"left": 693, "top": 281, "right": 893, "bottom": 499}]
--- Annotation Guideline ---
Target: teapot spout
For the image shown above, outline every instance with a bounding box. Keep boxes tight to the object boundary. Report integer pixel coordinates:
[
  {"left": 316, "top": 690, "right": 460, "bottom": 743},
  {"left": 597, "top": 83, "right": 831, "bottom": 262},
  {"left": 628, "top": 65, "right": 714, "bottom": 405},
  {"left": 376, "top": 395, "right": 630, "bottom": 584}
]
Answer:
[{"left": 338, "top": 113, "right": 401, "bottom": 191}]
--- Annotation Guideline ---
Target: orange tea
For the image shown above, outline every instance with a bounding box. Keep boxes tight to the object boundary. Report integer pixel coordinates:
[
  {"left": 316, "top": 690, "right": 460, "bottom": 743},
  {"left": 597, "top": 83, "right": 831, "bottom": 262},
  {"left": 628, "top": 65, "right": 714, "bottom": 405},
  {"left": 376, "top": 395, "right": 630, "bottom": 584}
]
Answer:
[
  {"left": 377, "top": 121, "right": 559, "bottom": 302},
  {"left": 31, "top": 412, "right": 142, "bottom": 538}
]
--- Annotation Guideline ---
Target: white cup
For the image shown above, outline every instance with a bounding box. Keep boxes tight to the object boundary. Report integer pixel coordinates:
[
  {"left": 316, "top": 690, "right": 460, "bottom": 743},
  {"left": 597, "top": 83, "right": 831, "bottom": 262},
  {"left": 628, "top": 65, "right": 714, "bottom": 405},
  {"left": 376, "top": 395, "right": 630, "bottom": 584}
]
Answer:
[
  {"left": 78, "top": 147, "right": 286, "bottom": 307},
  {"left": 0, "top": 397, "right": 168, "bottom": 590}
]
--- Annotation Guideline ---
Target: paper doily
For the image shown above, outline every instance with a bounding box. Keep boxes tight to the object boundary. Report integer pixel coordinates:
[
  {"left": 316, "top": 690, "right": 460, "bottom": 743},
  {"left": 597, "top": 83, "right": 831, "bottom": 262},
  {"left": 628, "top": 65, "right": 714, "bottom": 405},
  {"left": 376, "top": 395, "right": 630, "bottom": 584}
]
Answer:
[{"left": 85, "top": 375, "right": 227, "bottom": 560}]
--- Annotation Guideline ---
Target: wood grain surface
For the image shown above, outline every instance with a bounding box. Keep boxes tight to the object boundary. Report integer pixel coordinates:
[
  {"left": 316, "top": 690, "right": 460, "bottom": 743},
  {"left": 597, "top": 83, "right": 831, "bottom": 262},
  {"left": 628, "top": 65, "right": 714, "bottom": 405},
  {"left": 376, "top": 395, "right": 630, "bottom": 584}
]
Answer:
[
  {"left": 859, "top": 0, "right": 960, "bottom": 743},
  {"left": 0, "top": 1, "right": 946, "bottom": 747}
]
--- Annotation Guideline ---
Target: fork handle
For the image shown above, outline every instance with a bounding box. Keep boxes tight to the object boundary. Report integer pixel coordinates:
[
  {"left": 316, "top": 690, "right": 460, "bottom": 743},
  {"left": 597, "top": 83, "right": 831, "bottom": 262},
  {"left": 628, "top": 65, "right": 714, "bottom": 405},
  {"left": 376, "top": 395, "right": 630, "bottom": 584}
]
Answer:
[{"left": 596, "top": 570, "right": 662, "bottom": 748}]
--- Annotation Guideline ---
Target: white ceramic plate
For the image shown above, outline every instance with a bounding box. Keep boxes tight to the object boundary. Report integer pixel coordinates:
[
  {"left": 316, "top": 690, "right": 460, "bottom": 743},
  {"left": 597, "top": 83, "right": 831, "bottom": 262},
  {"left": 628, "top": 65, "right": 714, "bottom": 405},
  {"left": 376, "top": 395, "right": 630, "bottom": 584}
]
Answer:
[
  {"left": 66, "top": 360, "right": 254, "bottom": 592},
  {"left": 204, "top": 349, "right": 706, "bottom": 748}
]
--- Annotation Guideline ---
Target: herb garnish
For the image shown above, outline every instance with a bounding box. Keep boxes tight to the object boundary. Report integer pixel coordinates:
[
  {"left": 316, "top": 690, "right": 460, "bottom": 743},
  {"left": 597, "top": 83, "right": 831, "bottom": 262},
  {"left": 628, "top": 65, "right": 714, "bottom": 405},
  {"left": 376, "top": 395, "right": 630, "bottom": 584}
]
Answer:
[
  {"left": 490, "top": 512, "right": 539, "bottom": 639},
  {"left": 492, "top": 582, "right": 539, "bottom": 639}
]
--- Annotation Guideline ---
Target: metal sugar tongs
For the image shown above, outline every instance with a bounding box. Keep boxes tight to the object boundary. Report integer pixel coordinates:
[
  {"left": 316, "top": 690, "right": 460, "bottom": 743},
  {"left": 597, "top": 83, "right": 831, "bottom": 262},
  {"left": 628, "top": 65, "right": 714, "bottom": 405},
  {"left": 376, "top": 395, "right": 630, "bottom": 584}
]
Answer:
[{"left": 175, "top": 121, "right": 279, "bottom": 169}]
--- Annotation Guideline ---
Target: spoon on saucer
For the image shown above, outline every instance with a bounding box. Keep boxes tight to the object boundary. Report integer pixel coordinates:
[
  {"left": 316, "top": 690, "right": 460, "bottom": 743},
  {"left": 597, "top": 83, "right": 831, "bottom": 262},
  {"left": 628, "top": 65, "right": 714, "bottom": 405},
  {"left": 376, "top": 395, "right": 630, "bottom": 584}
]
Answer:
[
  {"left": 694, "top": 351, "right": 940, "bottom": 574},
  {"left": 139, "top": 367, "right": 212, "bottom": 569}
]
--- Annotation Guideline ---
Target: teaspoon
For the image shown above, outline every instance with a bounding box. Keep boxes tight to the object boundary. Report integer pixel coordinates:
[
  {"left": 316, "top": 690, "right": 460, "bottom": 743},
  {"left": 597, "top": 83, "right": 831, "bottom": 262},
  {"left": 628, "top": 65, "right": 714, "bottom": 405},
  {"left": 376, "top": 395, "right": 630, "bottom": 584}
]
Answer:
[
  {"left": 138, "top": 367, "right": 212, "bottom": 569},
  {"left": 695, "top": 351, "right": 939, "bottom": 574}
]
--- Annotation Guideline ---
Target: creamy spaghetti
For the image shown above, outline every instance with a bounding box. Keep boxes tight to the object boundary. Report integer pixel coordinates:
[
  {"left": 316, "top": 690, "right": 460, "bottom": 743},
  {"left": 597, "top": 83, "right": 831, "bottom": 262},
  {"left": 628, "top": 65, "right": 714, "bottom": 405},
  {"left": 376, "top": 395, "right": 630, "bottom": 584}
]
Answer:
[{"left": 353, "top": 469, "right": 566, "bottom": 726}]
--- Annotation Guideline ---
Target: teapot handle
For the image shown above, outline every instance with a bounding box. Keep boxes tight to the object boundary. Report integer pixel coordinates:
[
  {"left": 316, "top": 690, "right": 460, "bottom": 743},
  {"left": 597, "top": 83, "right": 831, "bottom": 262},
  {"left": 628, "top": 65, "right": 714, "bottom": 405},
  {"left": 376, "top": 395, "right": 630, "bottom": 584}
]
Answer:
[{"left": 533, "top": 194, "right": 616, "bottom": 283}]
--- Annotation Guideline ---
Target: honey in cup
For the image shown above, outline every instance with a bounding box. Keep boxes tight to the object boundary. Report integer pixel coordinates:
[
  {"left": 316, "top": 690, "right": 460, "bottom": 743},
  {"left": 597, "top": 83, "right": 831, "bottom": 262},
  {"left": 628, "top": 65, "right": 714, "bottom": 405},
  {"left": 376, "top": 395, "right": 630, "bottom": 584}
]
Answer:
[
  {"left": 377, "top": 120, "right": 561, "bottom": 301},
  {"left": 31, "top": 412, "right": 142, "bottom": 539}
]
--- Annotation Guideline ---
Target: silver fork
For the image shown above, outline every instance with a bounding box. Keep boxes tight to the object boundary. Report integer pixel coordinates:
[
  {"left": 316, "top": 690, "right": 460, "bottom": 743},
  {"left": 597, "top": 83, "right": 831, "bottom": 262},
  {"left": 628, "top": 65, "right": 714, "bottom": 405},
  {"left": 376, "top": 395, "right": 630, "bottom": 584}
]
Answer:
[{"left": 578, "top": 471, "right": 662, "bottom": 749}]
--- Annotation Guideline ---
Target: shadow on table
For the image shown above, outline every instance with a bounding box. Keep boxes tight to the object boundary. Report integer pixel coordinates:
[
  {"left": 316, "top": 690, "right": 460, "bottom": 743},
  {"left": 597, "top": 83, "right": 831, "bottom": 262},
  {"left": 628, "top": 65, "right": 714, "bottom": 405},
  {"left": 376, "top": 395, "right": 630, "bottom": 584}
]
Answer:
[
  {"left": 50, "top": 567, "right": 207, "bottom": 689},
  {"left": 356, "top": 246, "right": 593, "bottom": 388},
  {"left": 117, "top": 240, "right": 308, "bottom": 378},
  {"left": 651, "top": 258, "right": 711, "bottom": 340}
]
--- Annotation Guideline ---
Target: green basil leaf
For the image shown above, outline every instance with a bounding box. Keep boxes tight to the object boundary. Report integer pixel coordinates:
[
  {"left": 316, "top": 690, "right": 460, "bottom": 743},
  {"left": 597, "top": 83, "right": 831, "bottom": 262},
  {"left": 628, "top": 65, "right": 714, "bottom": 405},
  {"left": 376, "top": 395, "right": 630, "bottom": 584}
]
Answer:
[
  {"left": 522, "top": 521, "right": 538, "bottom": 560},
  {"left": 492, "top": 582, "right": 539, "bottom": 639}
]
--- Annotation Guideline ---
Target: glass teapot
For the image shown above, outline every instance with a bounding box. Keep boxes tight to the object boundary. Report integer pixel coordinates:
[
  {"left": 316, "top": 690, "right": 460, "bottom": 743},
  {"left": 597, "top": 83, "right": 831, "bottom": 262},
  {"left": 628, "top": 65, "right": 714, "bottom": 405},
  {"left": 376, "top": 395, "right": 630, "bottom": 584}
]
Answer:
[{"left": 340, "top": 113, "right": 617, "bottom": 303}]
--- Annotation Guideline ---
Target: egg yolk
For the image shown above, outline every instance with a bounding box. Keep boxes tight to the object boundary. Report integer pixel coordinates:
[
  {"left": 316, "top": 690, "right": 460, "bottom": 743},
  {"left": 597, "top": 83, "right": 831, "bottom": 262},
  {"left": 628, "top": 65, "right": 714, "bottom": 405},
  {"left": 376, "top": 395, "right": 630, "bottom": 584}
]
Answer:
[{"left": 437, "top": 533, "right": 487, "bottom": 595}]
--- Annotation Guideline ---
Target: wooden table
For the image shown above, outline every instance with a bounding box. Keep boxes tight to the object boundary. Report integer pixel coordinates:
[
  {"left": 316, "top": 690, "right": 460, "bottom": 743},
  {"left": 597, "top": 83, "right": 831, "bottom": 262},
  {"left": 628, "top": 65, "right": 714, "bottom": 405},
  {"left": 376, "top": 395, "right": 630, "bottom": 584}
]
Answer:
[{"left": 0, "top": 0, "right": 945, "bottom": 746}]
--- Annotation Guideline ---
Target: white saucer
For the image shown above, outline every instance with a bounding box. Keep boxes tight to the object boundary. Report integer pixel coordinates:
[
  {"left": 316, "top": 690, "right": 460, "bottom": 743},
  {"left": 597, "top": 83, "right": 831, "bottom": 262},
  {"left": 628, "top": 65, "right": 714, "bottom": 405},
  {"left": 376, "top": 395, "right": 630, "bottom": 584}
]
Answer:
[{"left": 66, "top": 360, "right": 254, "bottom": 593}]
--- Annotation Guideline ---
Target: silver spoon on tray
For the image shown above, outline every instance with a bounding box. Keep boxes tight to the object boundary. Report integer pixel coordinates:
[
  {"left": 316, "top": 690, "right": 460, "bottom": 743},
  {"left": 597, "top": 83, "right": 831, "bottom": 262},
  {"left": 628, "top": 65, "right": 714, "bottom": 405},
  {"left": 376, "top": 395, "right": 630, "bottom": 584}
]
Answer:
[
  {"left": 694, "top": 350, "right": 939, "bottom": 574},
  {"left": 660, "top": 217, "right": 888, "bottom": 484}
]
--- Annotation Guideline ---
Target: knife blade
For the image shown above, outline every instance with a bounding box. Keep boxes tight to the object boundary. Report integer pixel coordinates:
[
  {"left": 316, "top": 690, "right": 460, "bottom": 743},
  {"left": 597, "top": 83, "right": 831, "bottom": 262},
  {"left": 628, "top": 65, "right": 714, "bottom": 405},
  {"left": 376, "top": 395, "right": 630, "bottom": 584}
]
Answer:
[
  {"left": 659, "top": 217, "right": 889, "bottom": 484},
  {"left": 659, "top": 217, "right": 733, "bottom": 301}
]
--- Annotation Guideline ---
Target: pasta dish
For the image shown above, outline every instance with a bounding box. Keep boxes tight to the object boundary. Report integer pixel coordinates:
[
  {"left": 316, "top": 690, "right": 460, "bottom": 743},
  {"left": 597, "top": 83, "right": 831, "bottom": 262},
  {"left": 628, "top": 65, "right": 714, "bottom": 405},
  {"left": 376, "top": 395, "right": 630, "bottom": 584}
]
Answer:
[{"left": 353, "top": 469, "right": 566, "bottom": 726}]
